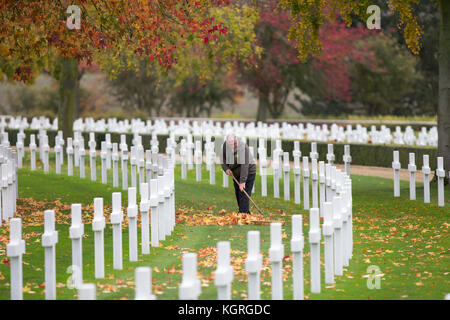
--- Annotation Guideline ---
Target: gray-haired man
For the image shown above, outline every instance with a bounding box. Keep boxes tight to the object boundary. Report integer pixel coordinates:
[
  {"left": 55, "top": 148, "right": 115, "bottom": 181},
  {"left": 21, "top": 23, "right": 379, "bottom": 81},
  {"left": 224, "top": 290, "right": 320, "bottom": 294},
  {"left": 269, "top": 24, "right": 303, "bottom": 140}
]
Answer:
[{"left": 220, "top": 134, "right": 256, "bottom": 213}]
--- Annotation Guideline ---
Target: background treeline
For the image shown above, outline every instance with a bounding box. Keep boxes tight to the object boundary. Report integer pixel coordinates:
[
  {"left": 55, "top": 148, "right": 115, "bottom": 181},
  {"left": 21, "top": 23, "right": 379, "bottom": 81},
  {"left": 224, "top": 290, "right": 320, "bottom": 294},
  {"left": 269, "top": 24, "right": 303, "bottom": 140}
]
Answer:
[{"left": 0, "top": 1, "right": 438, "bottom": 121}]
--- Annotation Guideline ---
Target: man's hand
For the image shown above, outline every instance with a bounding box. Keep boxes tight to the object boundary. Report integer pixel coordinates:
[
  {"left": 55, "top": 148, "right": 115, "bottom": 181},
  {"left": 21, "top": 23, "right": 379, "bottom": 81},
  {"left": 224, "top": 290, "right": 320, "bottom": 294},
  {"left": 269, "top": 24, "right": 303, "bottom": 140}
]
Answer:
[
  {"left": 225, "top": 169, "right": 232, "bottom": 176},
  {"left": 239, "top": 182, "right": 245, "bottom": 191}
]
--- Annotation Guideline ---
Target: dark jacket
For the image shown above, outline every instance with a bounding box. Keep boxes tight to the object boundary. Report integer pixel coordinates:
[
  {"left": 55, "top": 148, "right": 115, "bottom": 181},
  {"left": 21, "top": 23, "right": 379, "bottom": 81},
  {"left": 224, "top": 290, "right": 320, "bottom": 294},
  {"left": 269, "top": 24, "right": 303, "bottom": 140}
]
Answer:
[{"left": 220, "top": 141, "right": 256, "bottom": 183}]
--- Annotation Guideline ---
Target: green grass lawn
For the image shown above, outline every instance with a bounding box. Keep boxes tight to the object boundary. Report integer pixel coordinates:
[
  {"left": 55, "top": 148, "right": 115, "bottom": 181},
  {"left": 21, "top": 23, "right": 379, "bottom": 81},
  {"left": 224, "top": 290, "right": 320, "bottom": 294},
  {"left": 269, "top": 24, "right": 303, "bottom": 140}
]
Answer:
[{"left": 0, "top": 152, "right": 448, "bottom": 300}]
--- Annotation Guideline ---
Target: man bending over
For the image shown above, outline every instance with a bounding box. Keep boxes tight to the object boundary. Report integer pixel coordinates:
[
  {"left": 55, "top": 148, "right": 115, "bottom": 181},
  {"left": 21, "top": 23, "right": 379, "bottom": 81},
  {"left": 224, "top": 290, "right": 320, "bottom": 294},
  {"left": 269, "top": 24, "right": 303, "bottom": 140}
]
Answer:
[{"left": 220, "top": 133, "right": 256, "bottom": 214}]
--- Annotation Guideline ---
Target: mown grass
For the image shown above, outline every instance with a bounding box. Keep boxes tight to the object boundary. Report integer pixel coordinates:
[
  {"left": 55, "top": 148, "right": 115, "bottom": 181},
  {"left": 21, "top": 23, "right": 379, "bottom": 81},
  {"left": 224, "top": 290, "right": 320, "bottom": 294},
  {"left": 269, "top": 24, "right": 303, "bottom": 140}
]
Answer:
[{"left": 0, "top": 152, "right": 448, "bottom": 300}]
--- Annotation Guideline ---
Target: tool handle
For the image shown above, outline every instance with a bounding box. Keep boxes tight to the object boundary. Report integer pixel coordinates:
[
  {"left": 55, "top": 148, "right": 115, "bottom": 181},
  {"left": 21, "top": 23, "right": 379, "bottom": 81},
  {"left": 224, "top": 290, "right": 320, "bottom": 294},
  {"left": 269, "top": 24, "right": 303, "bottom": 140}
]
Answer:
[{"left": 231, "top": 173, "right": 263, "bottom": 215}]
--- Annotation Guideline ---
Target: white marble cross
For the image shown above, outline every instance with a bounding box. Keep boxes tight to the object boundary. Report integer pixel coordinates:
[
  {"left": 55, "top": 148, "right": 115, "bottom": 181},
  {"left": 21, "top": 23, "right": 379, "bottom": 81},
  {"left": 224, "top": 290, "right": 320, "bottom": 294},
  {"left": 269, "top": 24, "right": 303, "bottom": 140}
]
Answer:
[
  {"left": 302, "top": 156, "right": 310, "bottom": 210},
  {"left": 69, "top": 204, "right": 84, "bottom": 289},
  {"left": 7, "top": 218, "right": 25, "bottom": 300},
  {"left": 245, "top": 231, "right": 262, "bottom": 300},
  {"left": 322, "top": 202, "right": 334, "bottom": 284},
  {"left": 392, "top": 150, "right": 401, "bottom": 197},
  {"left": 309, "top": 208, "right": 321, "bottom": 293},
  {"left": 422, "top": 155, "right": 431, "bottom": 203},
  {"left": 135, "top": 267, "right": 156, "bottom": 300},
  {"left": 127, "top": 187, "right": 138, "bottom": 262},
  {"left": 408, "top": 153, "right": 416, "bottom": 200},
  {"left": 92, "top": 198, "right": 105, "bottom": 279},
  {"left": 436, "top": 157, "right": 445, "bottom": 207},
  {"left": 179, "top": 253, "right": 201, "bottom": 300},
  {"left": 111, "top": 192, "right": 123, "bottom": 270},
  {"left": 291, "top": 215, "right": 304, "bottom": 300},
  {"left": 214, "top": 241, "right": 234, "bottom": 300},
  {"left": 283, "top": 152, "right": 290, "bottom": 201},
  {"left": 149, "top": 179, "right": 159, "bottom": 247},
  {"left": 269, "top": 222, "right": 284, "bottom": 300},
  {"left": 42, "top": 210, "right": 58, "bottom": 299}
]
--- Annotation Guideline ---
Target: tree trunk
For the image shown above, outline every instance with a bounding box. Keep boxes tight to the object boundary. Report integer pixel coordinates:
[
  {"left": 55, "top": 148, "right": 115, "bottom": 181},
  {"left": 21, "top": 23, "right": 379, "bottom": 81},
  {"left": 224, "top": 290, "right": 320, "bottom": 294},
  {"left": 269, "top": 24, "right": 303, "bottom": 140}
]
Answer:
[
  {"left": 58, "top": 57, "right": 78, "bottom": 139},
  {"left": 256, "top": 89, "right": 269, "bottom": 122},
  {"left": 438, "top": 0, "right": 450, "bottom": 183}
]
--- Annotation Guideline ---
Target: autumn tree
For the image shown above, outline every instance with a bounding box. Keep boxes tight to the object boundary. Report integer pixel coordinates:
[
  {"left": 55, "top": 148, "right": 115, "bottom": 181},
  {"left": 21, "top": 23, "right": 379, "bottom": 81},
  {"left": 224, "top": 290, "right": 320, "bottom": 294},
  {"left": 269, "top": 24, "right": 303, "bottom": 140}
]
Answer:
[
  {"left": 350, "top": 34, "right": 422, "bottom": 115},
  {"left": 108, "top": 59, "right": 171, "bottom": 117},
  {"left": 290, "top": 21, "right": 377, "bottom": 115},
  {"left": 98, "top": 2, "right": 257, "bottom": 118},
  {"left": 237, "top": 1, "right": 299, "bottom": 121},
  {"left": 280, "top": 0, "right": 449, "bottom": 180},
  {"left": 0, "top": 0, "right": 235, "bottom": 138},
  {"left": 169, "top": 72, "right": 237, "bottom": 117}
]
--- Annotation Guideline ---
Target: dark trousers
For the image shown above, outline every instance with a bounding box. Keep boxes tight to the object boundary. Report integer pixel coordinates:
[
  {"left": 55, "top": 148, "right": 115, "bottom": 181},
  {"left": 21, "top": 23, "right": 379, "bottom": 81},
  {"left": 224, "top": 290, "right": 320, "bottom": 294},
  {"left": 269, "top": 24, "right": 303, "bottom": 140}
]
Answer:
[{"left": 233, "top": 173, "right": 256, "bottom": 213}]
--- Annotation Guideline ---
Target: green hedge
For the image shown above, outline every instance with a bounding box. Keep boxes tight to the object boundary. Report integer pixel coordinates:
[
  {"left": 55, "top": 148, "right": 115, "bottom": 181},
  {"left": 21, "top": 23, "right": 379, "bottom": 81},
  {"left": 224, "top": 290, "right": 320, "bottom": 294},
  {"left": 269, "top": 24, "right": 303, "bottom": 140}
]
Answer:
[{"left": 6, "top": 128, "right": 438, "bottom": 170}]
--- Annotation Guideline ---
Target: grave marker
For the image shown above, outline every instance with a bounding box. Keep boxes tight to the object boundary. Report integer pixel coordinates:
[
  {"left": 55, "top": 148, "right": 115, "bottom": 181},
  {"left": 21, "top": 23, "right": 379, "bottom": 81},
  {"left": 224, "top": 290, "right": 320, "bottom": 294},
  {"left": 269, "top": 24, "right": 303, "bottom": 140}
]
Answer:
[
  {"left": 291, "top": 215, "right": 304, "bottom": 300},
  {"left": 111, "top": 143, "right": 119, "bottom": 187},
  {"left": 30, "top": 134, "right": 37, "bottom": 171},
  {"left": 322, "top": 202, "right": 334, "bottom": 284},
  {"left": 7, "top": 218, "right": 25, "bottom": 300},
  {"left": 408, "top": 153, "right": 416, "bottom": 200},
  {"left": 69, "top": 204, "right": 84, "bottom": 288},
  {"left": 135, "top": 267, "right": 156, "bottom": 300},
  {"left": 259, "top": 147, "right": 267, "bottom": 197},
  {"left": 111, "top": 192, "right": 123, "bottom": 270},
  {"left": 194, "top": 141, "right": 202, "bottom": 182},
  {"left": 269, "top": 222, "right": 284, "bottom": 300},
  {"left": 67, "top": 138, "right": 74, "bottom": 176},
  {"left": 140, "top": 182, "right": 150, "bottom": 254},
  {"left": 149, "top": 179, "right": 159, "bottom": 247},
  {"left": 106, "top": 133, "right": 112, "bottom": 170},
  {"left": 157, "top": 173, "right": 166, "bottom": 241},
  {"left": 326, "top": 144, "right": 335, "bottom": 165},
  {"left": 311, "top": 158, "right": 318, "bottom": 208},
  {"left": 318, "top": 161, "right": 326, "bottom": 217},
  {"left": 92, "top": 198, "right": 105, "bottom": 279},
  {"left": 330, "top": 166, "right": 337, "bottom": 200},
  {"left": 130, "top": 146, "right": 137, "bottom": 188},
  {"left": 422, "top": 155, "right": 431, "bottom": 203},
  {"left": 309, "top": 142, "right": 318, "bottom": 161},
  {"left": 436, "top": 157, "right": 445, "bottom": 207},
  {"left": 332, "top": 196, "right": 343, "bottom": 276},
  {"left": 78, "top": 283, "right": 96, "bottom": 300},
  {"left": 89, "top": 133, "right": 96, "bottom": 181},
  {"left": 215, "top": 241, "right": 234, "bottom": 300},
  {"left": 179, "top": 253, "right": 201, "bottom": 300},
  {"left": 392, "top": 150, "right": 401, "bottom": 197},
  {"left": 245, "top": 231, "right": 262, "bottom": 300},
  {"left": 79, "top": 140, "right": 86, "bottom": 179},
  {"left": 121, "top": 143, "right": 129, "bottom": 190},
  {"left": 343, "top": 145, "right": 351, "bottom": 176},
  {"left": 127, "top": 187, "right": 138, "bottom": 262},
  {"left": 309, "top": 208, "right": 321, "bottom": 293},
  {"left": 283, "top": 152, "right": 290, "bottom": 201},
  {"left": 42, "top": 210, "right": 58, "bottom": 300},
  {"left": 100, "top": 141, "right": 107, "bottom": 184},
  {"left": 302, "top": 156, "right": 310, "bottom": 210},
  {"left": 42, "top": 135, "right": 49, "bottom": 173}
]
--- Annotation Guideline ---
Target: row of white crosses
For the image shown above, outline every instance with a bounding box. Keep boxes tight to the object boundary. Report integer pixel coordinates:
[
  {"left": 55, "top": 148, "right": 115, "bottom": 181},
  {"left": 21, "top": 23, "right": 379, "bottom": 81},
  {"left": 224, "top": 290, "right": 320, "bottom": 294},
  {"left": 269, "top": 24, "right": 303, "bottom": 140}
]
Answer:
[
  {"left": 258, "top": 140, "right": 351, "bottom": 209},
  {"left": 23, "top": 130, "right": 174, "bottom": 198},
  {"left": 6, "top": 147, "right": 352, "bottom": 300},
  {"left": 0, "top": 144, "right": 18, "bottom": 224},
  {"left": 392, "top": 150, "right": 446, "bottom": 207},
  {"left": 176, "top": 167, "right": 353, "bottom": 300},
  {"left": 6, "top": 115, "right": 439, "bottom": 147},
  {"left": 182, "top": 136, "right": 353, "bottom": 214},
  {"left": 176, "top": 179, "right": 352, "bottom": 301},
  {"left": 84, "top": 205, "right": 350, "bottom": 300},
  {"left": 6, "top": 161, "right": 176, "bottom": 299}
]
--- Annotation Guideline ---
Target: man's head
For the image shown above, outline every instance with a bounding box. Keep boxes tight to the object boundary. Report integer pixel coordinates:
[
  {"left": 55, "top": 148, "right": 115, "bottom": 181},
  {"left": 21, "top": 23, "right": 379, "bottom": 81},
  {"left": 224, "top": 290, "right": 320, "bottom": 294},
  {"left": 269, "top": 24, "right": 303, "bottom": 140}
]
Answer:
[{"left": 226, "top": 133, "right": 238, "bottom": 149}]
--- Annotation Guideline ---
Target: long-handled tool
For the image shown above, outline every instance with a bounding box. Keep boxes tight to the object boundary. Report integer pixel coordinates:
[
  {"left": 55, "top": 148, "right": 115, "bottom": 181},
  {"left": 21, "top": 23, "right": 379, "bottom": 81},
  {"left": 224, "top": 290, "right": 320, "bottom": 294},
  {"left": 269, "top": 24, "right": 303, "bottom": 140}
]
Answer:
[{"left": 231, "top": 173, "right": 264, "bottom": 215}]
